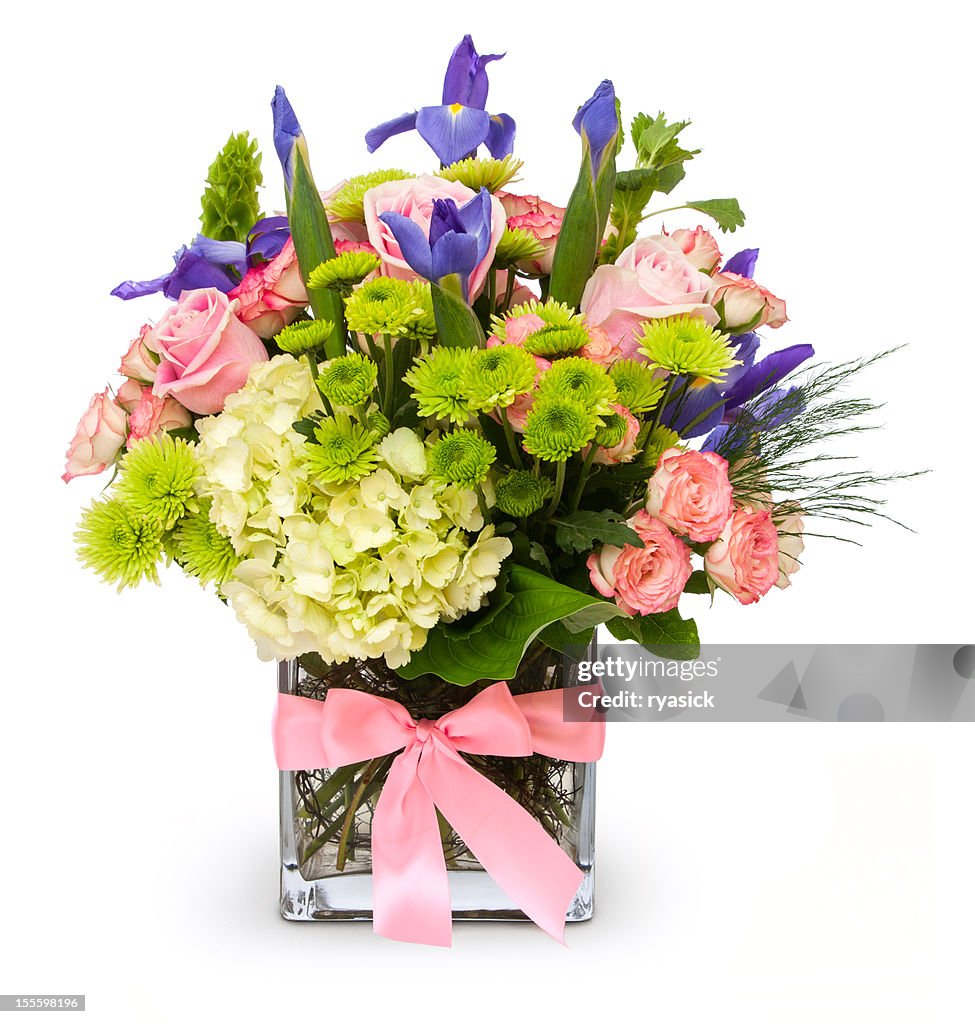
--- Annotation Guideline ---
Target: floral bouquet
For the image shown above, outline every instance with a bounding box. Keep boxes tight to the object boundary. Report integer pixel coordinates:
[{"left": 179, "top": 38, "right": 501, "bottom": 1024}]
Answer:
[{"left": 64, "top": 36, "right": 901, "bottom": 945}]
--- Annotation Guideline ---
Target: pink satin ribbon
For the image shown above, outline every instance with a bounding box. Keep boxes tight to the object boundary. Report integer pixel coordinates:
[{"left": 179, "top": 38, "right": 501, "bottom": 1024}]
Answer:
[{"left": 273, "top": 681, "right": 604, "bottom": 946}]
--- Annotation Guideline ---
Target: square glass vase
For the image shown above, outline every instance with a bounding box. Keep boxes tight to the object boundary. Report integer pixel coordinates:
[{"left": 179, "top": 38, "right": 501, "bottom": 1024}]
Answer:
[{"left": 278, "top": 646, "right": 596, "bottom": 924}]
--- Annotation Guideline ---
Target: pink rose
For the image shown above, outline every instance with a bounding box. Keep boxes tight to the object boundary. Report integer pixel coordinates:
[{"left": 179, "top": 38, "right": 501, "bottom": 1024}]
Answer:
[
  {"left": 62, "top": 389, "right": 128, "bottom": 482},
  {"left": 494, "top": 311, "right": 546, "bottom": 347},
  {"left": 498, "top": 192, "right": 565, "bottom": 275},
  {"left": 581, "top": 235, "right": 719, "bottom": 358},
  {"left": 117, "top": 381, "right": 192, "bottom": 447},
  {"left": 708, "top": 272, "right": 787, "bottom": 333},
  {"left": 118, "top": 323, "right": 159, "bottom": 383},
  {"left": 228, "top": 237, "right": 308, "bottom": 339},
  {"left": 335, "top": 238, "right": 379, "bottom": 257},
  {"left": 775, "top": 510, "right": 805, "bottom": 589},
  {"left": 589, "top": 403, "right": 640, "bottom": 464},
  {"left": 362, "top": 175, "right": 505, "bottom": 297},
  {"left": 646, "top": 446, "right": 734, "bottom": 542},
  {"left": 668, "top": 225, "right": 722, "bottom": 274},
  {"left": 587, "top": 510, "right": 691, "bottom": 615},
  {"left": 705, "top": 505, "right": 780, "bottom": 605},
  {"left": 152, "top": 288, "right": 269, "bottom": 415}
]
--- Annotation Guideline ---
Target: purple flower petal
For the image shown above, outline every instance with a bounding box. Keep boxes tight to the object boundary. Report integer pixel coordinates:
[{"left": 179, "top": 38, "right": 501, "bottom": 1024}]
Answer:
[
  {"left": 467, "top": 51, "right": 504, "bottom": 109},
  {"left": 572, "top": 80, "right": 618, "bottom": 177},
  {"left": 378, "top": 212, "right": 433, "bottom": 280},
  {"left": 416, "top": 104, "right": 490, "bottom": 167},
  {"left": 723, "top": 248, "right": 759, "bottom": 278},
  {"left": 485, "top": 113, "right": 516, "bottom": 158},
  {"left": 365, "top": 110, "right": 419, "bottom": 154},
  {"left": 249, "top": 216, "right": 289, "bottom": 235},
  {"left": 111, "top": 247, "right": 238, "bottom": 301},
  {"left": 662, "top": 379, "right": 725, "bottom": 438},
  {"left": 441, "top": 35, "right": 503, "bottom": 108},
  {"left": 455, "top": 187, "right": 495, "bottom": 264},
  {"left": 272, "top": 86, "right": 303, "bottom": 189},
  {"left": 111, "top": 272, "right": 172, "bottom": 301},
  {"left": 190, "top": 235, "right": 247, "bottom": 276},
  {"left": 721, "top": 331, "right": 761, "bottom": 389},
  {"left": 722, "top": 344, "right": 816, "bottom": 411},
  {"left": 430, "top": 199, "right": 466, "bottom": 246},
  {"left": 431, "top": 232, "right": 479, "bottom": 299}
]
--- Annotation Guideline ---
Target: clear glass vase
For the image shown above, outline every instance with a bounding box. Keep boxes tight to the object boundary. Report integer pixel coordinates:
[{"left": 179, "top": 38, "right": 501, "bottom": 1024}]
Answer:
[{"left": 278, "top": 644, "right": 596, "bottom": 923}]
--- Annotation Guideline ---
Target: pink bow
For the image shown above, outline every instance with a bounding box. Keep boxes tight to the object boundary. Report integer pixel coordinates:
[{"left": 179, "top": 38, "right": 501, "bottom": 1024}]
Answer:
[{"left": 273, "top": 681, "right": 604, "bottom": 946}]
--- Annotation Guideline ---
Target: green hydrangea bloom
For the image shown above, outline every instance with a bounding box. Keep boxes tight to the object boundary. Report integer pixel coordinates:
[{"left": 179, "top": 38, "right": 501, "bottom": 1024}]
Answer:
[
  {"left": 461, "top": 345, "right": 537, "bottom": 412},
  {"left": 608, "top": 359, "right": 668, "bottom": 414},
  {"left": 404, "top": 348, "right": 474, "bottom": 424},
  {"left": 427, "top": 430, "right": 496, "bottom": 488},
  {"left": 199, "top": 132, "right": 263, "bottom": 243},
  {"left": 317, "top": 353, "right": 378, "bottom": 407},
  {"left": 536, "top": 358, "right": 616, "bottom": 418},
  {"left": 75, "top": 498, "right": 165, "bottom": 590},
  {"left": 522, "top": 397, "right": 597, "bottom": 462},
  {"left": 116, "top": 434, "right": 201, "bottom": 529},
  {"left": 304, "top": 414, "right": 381, "bottom": 483},
  {"left": 639, "top": 315, "right": 739, "bottom": 383},
  {"left": 494, "top": 470, "right": 554, "bottom": 516}
]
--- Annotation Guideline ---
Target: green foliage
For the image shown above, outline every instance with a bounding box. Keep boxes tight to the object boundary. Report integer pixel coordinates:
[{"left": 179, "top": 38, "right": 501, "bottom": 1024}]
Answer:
[
  {"left": 683, "top": 198, "right": 746, "bottom": 233},
  {"left": 430, "top": 282, "right": 486, "bottom": 349},
  {"left": 606, "top": 606, "right": 701, "bottom": 660},
  {"left": 396, "top": 564, "right": 626, "bottom": 685},
  {"left": 551, "top": 510, "right": 643, "bottom": 554},
  {"left": 200, "top": 132, "right": 263, "bottom": 243}
]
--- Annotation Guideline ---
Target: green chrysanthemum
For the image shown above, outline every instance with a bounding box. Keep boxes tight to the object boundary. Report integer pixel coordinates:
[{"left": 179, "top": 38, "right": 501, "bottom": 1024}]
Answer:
[
  {"left": 641, "top": 425, "right": 682, "bottom": 468},
  {"left": 397, "top": 281, "right": 437, "bottom": 343},
  {"left": 75, "top": 499, "right": 165, "bottom": 590},
  {"left": 494, "top": 470, "right": 554, "bottom": 516},
  {"left": 608, "top": 359, "right": 668, "bottom": 414},
  {"left": 404, "top": 348, "right": 474, "bottom": 424},
  {"left": 593, "top": 411, "right": 630, "bottom": 449},
  {"left": 437, "top": 154, "right": 523, "bottom": 193},
  {"left": 427, "top": 430, "right": 496, "bottom": 488},
  {"left": 522, "top": 324, "right": 591, "bottom": 358},
  {"left": 173, "top": 505, "right": 240, "bottom": 588},
  {"left": 537, "top": 358, "right": 617, "bottom": 418},
  {"left": 307, "top": 252, "right": 381, "bottom": 296},
  {"left": 199, "top": 132, "right": 262, "bottom": 243},
  {"left": 461, "top": 345, "right": 537, "bottom": 412},
  {"left": 326, "top": 169, "right": 414, "bottom": 222},
  {"left": 522, "top": 397, "right": 598, "bottom": 462},
  {"left": 317, "top": 353, "right": 378, "bottom": 407},
  {"left": 275, "top": 318, "right": 335, "bottom": 356},
  {"left": 639, "top": 316, "right": 739, "bottom": 383},
  {"left": 345, "top": 278, "right": 435, "bottom": 340},
  {"left": 304, "top": 414, "right": 381, "bottom": 484},
  {"left": 492, "top": 228, "right": 546, "bottom": 269},
  {"left": 364, "top": 410, "right": 391, "bottom": 440},
  {"left": 491, "top": 298, "right": 585, "bottom": 340},
  {"left": 116, "top": 434, "right": 201, "bottom": 529}
]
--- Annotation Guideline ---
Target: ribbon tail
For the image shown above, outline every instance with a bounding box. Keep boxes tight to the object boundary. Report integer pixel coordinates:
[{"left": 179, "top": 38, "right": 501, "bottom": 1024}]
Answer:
[
  {"left": 421, "top": 749, "right": 583, "bottom": 944},
  {"left": 371, "top": 745, "right": 453, "bottom": 947}
]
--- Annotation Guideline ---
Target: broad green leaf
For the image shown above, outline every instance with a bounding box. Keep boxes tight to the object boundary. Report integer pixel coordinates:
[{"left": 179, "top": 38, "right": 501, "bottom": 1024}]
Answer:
[
  {"left": 552, "top": 510, "right": 644, "bottom": 554},
  {"left": 287, "top": 151, "right": 346, "bottom": 358},
  {"left": 606, "top": 606, "right": 700, "bottom": 660},
  {"left": 396, "top": 563, "right": 626, "bottom": 685},
  {"left": 431, "top": 282, "right": 485, "bottom": 348},
  {"left": 685, "top": 198, "right": 746, "bottom": 233},
  {"left": 538, "top": 619, "right": 597, "bottom": 654}
]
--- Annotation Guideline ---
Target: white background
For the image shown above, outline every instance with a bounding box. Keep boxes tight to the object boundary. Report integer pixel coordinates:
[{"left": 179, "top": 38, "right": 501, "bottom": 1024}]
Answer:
[{"left": 2, "top": 1, "right": 973, "bottom": 1020}]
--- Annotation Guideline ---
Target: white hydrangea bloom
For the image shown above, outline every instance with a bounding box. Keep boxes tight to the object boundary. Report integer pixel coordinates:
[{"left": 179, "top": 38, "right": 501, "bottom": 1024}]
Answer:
[{"left": 194, "top": 355, "right": 512, "bottom": 670}]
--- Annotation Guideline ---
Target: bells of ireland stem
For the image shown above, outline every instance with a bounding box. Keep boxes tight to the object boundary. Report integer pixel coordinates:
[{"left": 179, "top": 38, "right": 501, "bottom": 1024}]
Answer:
[
  {"left": 271, "top": 86, "right": 346, "bottom": 358},
  {"left": 548, "top": 80, "right": 619, "bottom": 310}
]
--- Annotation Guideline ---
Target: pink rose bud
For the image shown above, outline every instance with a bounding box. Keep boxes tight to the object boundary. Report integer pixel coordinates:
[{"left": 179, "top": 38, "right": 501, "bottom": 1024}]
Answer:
[
  {"left": 587, "top": 511, "right": 692, "bottom": 615},
  {"left": 228, "top": 237, "right": 309, "bottom": 339},
  {"left": 151, "top": 288, "right": 269, "bottom": 415},
  {"left": 118, "top": 323, "right": 160, "bottom": 383},
  {"left": 124, "top": 385, "right": 193, "bottom": 447},
  {"left": 704, "top": 505, "right": 780, "bottom": 605},
  {"left": 62, "top": 389, "right": 128, "bottom": 482},
  {"left": 498, "top": 192, "right": 565, "bottom": 276},
  {"left": 708, "top": 272, "right": 788, "bottom": 333},
  {"left": 668, "top": 225, "right": 723, "bottom": 274},
  {"left": 775, "top": 511, "right": 805, "bottom": 589},
  {"left": 645, "top": 447, "right": 735, "bottom": 543}
]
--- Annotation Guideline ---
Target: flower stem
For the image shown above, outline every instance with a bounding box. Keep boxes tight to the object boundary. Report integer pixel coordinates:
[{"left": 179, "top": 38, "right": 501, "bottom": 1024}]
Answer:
[
  {"left": 649, "top": 375, "right": 678, "bottom": 432},
  {"left": 335, "top": 756, "right": 388, "bottom": 872},
  {"left": 502, "top": 271, "right": 517, "bottom": 312},
  {"left": 487, "top": 269, "right": 497, "bottom": 312},
  {"left": 305, "top": 352, "right": 334, "bottom": 416},
  {"left": 381, "top": 333, "right": 395, "bottom": 420},
  {"left": 543, "top": 460, "right": 566, "bottom": 518},
  {"left": 568, "top": 443, "right": 599, "bottom": 513},
  {"left": 498, "top": 406, "right": 524, "bottom": 469}
]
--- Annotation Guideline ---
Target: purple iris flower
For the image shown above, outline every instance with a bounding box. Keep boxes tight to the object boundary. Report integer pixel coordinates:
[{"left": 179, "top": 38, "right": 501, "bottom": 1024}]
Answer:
[
  {"left": 573, "top": 80, "right": 618, "bottom": 179},
  {"left": 722, "top": 248, "right": 759, "bottom": 278},
  {"left": 379, "top": 187, "right": 494, "bottom": 300},
  {"left": 365, "top": 35, "right": 515, "bottom": 167},
  {"left": 272, "top": 86, "right": 303, "bottom": 190},
  {"left": 722, "top": 344, "right": 815, "bottom": 412}
]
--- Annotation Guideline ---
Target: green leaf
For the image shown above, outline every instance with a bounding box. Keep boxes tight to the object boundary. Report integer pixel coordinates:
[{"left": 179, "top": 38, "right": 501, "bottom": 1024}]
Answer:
[
  {"left": 292, "top": 415, "right": 322, "bottom": 441},
  {"left": 685, "top": 198, "right": 746, "bottom": 233},
  {"left": 166, "top": 426, "right": 200, "bottom": 445},
  {"left": 632, "top": 112, "right": 699, "bottom": 171},
  {"left": 396, "top": 563, "right": 626, "bottom": 685},
  {"left": 430, "top": 282, "right": 485, "bottom": 348},
  {"left": 538, "top": 619, "right": 597, "bottom": 654},
  {"left": 286, "top": 149, "right": 346, "bottom": 358},
  {"left": 551, "top": 510, "right": 644, "bottom": 555},
  {"left": 528, "top": 540, "right": 552, "bottom": 574},
  {"left": 606, "top": 607, "right": 700, "bottom": 660}
]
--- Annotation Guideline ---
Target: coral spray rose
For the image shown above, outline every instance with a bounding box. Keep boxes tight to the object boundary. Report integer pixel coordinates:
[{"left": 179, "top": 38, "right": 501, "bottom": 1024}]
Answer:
[
  {"left": 62, "top": 390, "right": 128, "bottom": 482},
  {"left": 668, "top": 226, "right": 722, "bottom": 274},
  {"left": 705, "top": 505, "right": 780, "bottom": 605},
  {"left": 116, "top": 379, "right": 192, "bottom": 447},
  {"left": 645, "top": 447, "right": 734, "bottom": 542},
  {"left": 152, "top": 288, "right": 269, "bottom": 415},
  {"left": 498, "top": 192, "right": 565, "bottom": 275},
  {"left": 228, "top": 237, "right": 308, "bottom": 339}
]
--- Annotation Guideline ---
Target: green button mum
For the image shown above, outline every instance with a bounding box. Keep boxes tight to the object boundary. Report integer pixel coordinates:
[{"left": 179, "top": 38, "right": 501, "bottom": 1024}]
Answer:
[
  {"left": 75, "top": 498, "right": 165, "bottom": 590},
  {"left": 522, "top": 396, "right": 598, "bottom": 462},
  {"left": 461, "top": 345, "right": 537, "bottom": 413},
  {"left": 427, "top": 429, "right": 496, "bottom": 488},
  {"left": 639, "top": 315, "right": 740, "bottom": 383},
  {"left": 494, "top": 469, "right": 554, "bottom": 516}
]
